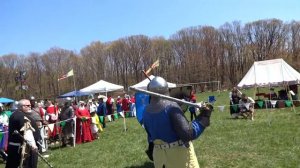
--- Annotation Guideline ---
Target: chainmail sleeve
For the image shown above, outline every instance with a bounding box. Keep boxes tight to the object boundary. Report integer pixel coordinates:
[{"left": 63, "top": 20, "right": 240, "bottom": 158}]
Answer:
[
  {"left": 168, "top": 105, "right": 194, "bottom": 143},
  {"left": 168, "top": 104, "right": 205, "bottom": 142}
]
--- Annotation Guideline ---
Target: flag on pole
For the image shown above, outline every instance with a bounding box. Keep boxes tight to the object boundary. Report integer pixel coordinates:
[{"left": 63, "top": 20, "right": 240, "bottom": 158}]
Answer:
[
  {"left": 145, "top": 59, "right": 159, "bottom": 75},
  {"left": 58, "top": 69, "right": 74, "bottom": 81}
]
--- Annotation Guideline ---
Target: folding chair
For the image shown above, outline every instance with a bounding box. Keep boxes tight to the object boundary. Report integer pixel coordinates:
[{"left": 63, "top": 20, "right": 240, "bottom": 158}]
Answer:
[
  {"left": 270, "top": 100, "right": 277, "bottom": 108},
  {"left": 208, "top": 96, "right": 216, "bottom": 104},
  {"left": 256, "top": 100, "right": 264, "bottom": 109},
  {"left": 285, "top": 100, "right": 293, "bottom": 107}
]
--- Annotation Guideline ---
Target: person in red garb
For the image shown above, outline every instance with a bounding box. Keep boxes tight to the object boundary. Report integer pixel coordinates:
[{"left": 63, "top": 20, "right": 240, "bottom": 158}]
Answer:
[
  {"left": 121, "top": 95, "right": 130, "bottom": 117},
  {"left": 46, "top": 100, "right": 60, "bottom": 141},
  {"left": 129, "top": 95, "right": 136, "bottom": 117},
  {"left": 190, "top": 90, "right": 196, "bottom": 101},
  {"left": 130, "top": 95, "right": 136, "bottom": 104},
  {"left": 106, "top": 95, "right": 115, "bottom": 121},
  {"left": 75, "top": 101, "right": 93, "bottom": 144},
  {"left": 189, "top": 90, "right": 197, "bottom": 121}
]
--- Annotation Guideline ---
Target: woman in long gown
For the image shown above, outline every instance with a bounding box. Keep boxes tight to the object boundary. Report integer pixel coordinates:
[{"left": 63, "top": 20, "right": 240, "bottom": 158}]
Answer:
[{"left": 75, "top": 101, "right": 93, "bottom": 144}]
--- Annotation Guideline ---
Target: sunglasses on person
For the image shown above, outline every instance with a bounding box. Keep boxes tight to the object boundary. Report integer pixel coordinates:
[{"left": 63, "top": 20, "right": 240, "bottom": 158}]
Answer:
[{"left": 22, "top": 105, "right": 31, "bottom": 107}]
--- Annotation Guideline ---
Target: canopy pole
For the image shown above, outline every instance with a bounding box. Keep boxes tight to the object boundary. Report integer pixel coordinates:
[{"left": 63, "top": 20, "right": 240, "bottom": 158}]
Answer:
[
  {"left": 58, "top": 79, "right": 61, "bottom": 96},
  {"left": 72, "top": 70, "right": 77, "bottom": 102},
  {"left": 268, "top": 84, "right": 272, "bottom": 111},
  {"left": 253, "top": 85, "right": 258, "bottom": 111}
]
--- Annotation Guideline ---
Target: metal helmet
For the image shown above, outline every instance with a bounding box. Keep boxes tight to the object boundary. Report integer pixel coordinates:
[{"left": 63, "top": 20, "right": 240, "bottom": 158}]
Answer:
[
  {"left": 147, "top": 76, "right": 169, "bottom": 95},
  {"left": 29, "top": 95, "right": 36, "bottom": 108},
  {"left": 64, "top": 97, "right": 72, "bottom": 106},
  {"left": 29, "top": 96, "right": 35, "bottom": 101}
]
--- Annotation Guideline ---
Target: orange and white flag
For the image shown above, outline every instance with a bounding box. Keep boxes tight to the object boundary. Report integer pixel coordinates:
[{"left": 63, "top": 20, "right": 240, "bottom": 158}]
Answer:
[{"left": 145, "top": 60, "right": 159, "bottom": 75}]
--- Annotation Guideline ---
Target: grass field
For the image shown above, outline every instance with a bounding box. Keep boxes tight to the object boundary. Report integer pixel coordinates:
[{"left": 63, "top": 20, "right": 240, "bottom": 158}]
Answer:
[{"left": 1, "top": 90, "right": 300, "bottom": 168}]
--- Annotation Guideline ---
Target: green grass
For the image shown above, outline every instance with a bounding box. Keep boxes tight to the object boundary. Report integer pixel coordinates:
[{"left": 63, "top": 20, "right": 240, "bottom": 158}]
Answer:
[{"left": 1, "top": 90, "right": 300, "bottom": 168}]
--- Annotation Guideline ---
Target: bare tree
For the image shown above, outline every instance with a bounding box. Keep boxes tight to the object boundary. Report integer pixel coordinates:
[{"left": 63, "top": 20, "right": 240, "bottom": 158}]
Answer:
[
  {"left": 244, "top": 19, "right": 287, "bottom": 61},
  {"left": 288, "top": 21, "right": 300, "bottom": 70},
  {"left": 0, "top": 54, "right": 20, "bottom": 97},
  {"left": 123, "top": 35, "right": 151, "bottom": 83},
  {"left": 80, "top": 41, "right": 107, "bottom": 83},
  {"left": 1, "top": 19, "right": 300, "bottom": 98}
]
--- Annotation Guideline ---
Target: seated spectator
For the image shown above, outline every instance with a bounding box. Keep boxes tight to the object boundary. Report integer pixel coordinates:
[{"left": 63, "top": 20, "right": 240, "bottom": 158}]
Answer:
[
  {"left": 278, "top": 89, "right": 288, "bottom": 100},
  {"left": 265, "top": 88, "right": 278, "bottom": 108},
  {"left": 229, "top": 87, "right": 242, "bottom": 118},
  {"left": 239, "top": 94, "right": 255, "bottom": 120},
  {"left": 289, "top": 84, "right": 299, "bottom": 100},
  {"left": 267, "top": 88, "right": 278, "bottom": 100}
]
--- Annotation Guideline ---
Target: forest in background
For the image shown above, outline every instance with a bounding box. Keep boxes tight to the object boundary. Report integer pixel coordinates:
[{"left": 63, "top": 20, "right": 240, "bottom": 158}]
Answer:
[{"left": 1, "top": 18, "right": 300, "bottom": 99}]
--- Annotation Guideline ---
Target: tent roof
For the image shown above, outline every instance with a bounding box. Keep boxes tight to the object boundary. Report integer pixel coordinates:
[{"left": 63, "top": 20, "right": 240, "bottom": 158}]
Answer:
[
  {"left": 237, "top": 59, "right": 300, "bottom": 88},
  {"left": 130, "top": 75, "right": 177, "bottom": 90},
  {"left": 58, "top": 90, "right": 89, "bottom": 98},
  {"left": 80, "top": 80, "right": 124, "bottom": 94},
  {"left": 0, "top": 97, "right": 15, "bottom": 103}
]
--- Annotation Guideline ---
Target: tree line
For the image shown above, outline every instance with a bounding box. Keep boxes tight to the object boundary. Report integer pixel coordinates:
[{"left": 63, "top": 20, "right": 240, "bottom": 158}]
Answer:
[{"left": 1, "top": 18, "right": 300, "bottom": 99}]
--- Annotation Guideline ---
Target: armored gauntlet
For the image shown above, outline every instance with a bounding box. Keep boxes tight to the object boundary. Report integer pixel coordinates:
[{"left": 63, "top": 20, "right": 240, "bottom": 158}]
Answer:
[{"left": 196, "top": 103, "right": 213, "bottom": 127}]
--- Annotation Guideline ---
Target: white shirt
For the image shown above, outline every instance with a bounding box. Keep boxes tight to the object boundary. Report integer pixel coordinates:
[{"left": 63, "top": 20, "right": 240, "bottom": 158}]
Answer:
[
  {"left": 0, "top": 114, "right": 9, "bottom": 126},
  {"left": 89, "top": 103, "right": 97, "bottom": 113},
  {"left": 239, "top": 97, "right": 255, "bottom": 110}
]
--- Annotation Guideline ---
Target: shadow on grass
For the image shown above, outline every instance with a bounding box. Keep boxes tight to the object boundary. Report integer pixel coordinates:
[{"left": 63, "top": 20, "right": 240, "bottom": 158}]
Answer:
[
  {"left": 124, "top": 161, "right": 154, "bottom": 168},
  {"left": 48, "top": 145, "right": 63, "bottom": 150}
]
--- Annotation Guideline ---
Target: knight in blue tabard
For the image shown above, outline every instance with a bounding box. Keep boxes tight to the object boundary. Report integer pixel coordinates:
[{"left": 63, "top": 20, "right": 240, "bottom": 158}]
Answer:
[{"left": 142, "top": 76, "right": 213, "bottom": 168}]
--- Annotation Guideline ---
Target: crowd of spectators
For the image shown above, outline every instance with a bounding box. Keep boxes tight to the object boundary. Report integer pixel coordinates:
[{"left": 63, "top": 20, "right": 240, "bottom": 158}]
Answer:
[{"left": 0, "top": 94, "right": 136, "bottom": 163}]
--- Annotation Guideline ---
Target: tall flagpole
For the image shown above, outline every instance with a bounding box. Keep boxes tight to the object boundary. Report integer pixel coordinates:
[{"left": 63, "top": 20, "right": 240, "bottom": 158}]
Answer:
[
  {"left": 72, "top": 69, "right": 78, "bottom": 102},
  {"left": 58, "top": 79, "right": 61, "bottom": 96}
]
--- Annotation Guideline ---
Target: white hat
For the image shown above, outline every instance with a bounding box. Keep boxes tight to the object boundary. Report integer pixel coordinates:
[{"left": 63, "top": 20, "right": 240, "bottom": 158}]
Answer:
[{"left": 79, "top": 100, "right": 85, "bottom": 104}]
